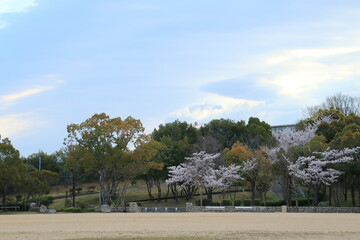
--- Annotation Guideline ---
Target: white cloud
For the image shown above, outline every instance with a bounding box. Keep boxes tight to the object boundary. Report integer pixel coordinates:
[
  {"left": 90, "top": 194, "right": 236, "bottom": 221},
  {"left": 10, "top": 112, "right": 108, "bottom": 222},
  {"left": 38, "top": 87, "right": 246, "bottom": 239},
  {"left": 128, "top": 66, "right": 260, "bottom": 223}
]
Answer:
[
  {"left": 0, "top": 0, "right": 37, "bottom": 14},
  {"left": 266, "top": 47, "right": 360, "bottom": 65},
  {"left": 1, "top": 85, "right": 53, "bottom": 102},
  {"left": 0, "top": 113, "right": 44, "bottom": 138},
  {"left": 0, "top": 0, "right": 38, "bottom": 29},
  {"left": 262, "top": 46, "right": 360, "bottom": 100},
  {"left": 0, "top": 76, "right": 62, "bottom": 109},
  {"left": 171, "top": 94, "right": 264, "bottom": 121}
]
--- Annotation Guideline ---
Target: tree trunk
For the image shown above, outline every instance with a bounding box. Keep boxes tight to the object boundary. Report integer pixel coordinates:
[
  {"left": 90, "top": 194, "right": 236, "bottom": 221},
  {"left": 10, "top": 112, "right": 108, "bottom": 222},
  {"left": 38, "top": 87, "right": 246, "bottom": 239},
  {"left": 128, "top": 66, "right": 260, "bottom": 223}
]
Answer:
[
  {"left": 251, "top": 182, "right": 256, "bottom": 206},
  {"left": 351, "top": 186, "right": 356, "bottom": 207},
  {"left": 144, "top": 177, "right": 154, "bottom": 201},
  {"left": 155, "top": 180, "right": 161, "bottom": 202},
  {"left": 264, "top": 191, "right": 267, "bottom": 206},
  {"left": 343, "top": 181, "right": 348, "bottom": 201},
  {"left": 72, "top": 173, "right": 76, "bottom": 207},
  {"left": 337, "top": 182, "right": 341, "bottom": 207},
  {"left": 170, "top": 183, "right": 178, "bottom": 203},
  {"left": 329, "top": 185, "right": 332, "bottom": 206},
  {"left": 313, "top": 186, "right": 320, "bottom": 206},
  {"left": 206, "top": 187, "right": 213, "bottom": 200},
  {"left": 165, "top": 184, "right": 170, "bottom": 202}
]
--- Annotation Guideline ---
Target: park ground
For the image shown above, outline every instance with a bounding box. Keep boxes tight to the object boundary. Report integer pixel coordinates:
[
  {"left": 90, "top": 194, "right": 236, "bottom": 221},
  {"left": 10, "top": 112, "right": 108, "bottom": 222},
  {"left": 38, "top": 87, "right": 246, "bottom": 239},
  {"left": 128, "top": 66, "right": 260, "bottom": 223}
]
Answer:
[{"left": 0, "top": 212, "right": 360, "bottom": 240}]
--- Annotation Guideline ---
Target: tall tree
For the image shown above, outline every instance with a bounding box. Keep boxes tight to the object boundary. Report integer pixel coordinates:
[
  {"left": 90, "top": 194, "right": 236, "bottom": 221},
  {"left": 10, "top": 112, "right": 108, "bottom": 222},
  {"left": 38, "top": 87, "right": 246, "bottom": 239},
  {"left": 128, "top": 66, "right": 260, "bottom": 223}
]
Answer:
[
  {"left": 268, "top": 116, "right": 332, "bottom": 206},
  {"left": 64, "top": 113, "right": 146, "bottom": 206},
  {"left": 305, "top": 93, "right": 360, "bottom": 117},
  {"left": 152, "top": 120, "right": 198, "bottom": 201},
  {"left": 0, "top": 137, "right": 24, "bottom": 206}
]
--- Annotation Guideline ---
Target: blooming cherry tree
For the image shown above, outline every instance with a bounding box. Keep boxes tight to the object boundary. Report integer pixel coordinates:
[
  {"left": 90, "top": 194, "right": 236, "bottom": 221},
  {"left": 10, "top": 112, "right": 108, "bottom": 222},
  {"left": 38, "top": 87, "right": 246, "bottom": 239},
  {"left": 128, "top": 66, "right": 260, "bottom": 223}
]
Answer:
[
  {"left": 288, "top": 147, "right": 360, "bottom": 205},
  {"left": 166, "top": 151, "right": 241, "bottom": 205},
  {"left": 268, "top": 116, "right": 333, "bottom": 205}
]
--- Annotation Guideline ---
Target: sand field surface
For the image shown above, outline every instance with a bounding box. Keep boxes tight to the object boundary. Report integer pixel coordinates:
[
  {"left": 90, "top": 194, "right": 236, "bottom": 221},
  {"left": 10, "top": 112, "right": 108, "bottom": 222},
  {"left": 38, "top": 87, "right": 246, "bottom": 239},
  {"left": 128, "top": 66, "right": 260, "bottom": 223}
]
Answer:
[{"left": 0, "top": 212, "right": 360, "bottom": 240}]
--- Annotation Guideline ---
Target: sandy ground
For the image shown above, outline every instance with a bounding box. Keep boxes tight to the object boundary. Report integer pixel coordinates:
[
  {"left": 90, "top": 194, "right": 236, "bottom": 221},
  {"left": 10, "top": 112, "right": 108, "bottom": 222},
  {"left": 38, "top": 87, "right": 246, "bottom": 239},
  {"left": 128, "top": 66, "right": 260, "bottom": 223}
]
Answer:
[{"left": 0, "top": 212, "right": 360, "bottom": 240}]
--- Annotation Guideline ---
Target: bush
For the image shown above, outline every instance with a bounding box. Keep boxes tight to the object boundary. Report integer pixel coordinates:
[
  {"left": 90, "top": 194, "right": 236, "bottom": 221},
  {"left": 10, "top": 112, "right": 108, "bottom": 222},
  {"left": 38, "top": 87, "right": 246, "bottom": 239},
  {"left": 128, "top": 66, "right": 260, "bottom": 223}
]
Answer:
[
  {"left": 253, "top": 199, "right": 261, "bottom": 206},
  {"left": 291, "top": 198, "right": 313, "bottom": 206},
  {"left": 234, "top": 199, "right": 242, "bottom": 206},
  {"left": 195, "top": 199, "right": 220, "bottom": 206},
  {"left": 264, "top": 200, "right": 285, "bottom": 206},
  {"left": 76, "top": 201, "right": 86, "bottom": 209},
  {"left": 211, "top": 201, "right": 221, "bottom": 206},
  {"left": 86, "top": 208, "right": 96, "bottom": 212},
  {"left": 195, "top": 198, "right": 212, "bottom": 206},
  {"left": 222, "top": 199, "right": 232, "bottom": 206},
  {"left": 63, "top": 207, "right": 83, "bottom": 213},
  {"left": 243, "top": 199, "right": 251, "bottom": 206},
  {"left": 64, "top": 199, "right": 72, "bottom": 208},
  {"left": 40, "top": 196, "right": 54, "bottom": 206}
]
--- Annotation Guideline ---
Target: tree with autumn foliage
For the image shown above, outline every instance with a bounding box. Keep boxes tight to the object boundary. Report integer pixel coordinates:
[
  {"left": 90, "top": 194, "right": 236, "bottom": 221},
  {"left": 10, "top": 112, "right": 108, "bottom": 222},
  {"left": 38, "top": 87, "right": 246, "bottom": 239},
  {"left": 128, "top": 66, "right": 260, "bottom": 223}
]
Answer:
[
  {"left": 64, "top": 113, "right": 150, "bottom": 206},
  {"left": 224, "top": 141, "right": 272, "bottom": 205}
]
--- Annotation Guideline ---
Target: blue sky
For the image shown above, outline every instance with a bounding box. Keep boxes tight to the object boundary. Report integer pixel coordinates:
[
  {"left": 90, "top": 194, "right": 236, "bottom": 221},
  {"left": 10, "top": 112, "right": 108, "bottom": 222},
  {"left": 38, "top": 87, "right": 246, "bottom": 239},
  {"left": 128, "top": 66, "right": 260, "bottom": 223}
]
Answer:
[{"left": 1, "top": 0, "right": 360, "bottom": 156}]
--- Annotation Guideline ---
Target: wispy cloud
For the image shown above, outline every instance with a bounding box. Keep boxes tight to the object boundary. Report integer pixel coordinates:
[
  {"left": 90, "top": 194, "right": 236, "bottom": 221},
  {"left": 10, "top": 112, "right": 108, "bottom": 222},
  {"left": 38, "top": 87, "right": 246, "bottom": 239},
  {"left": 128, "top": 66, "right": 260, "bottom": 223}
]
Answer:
[
  {"left": 1, "top": 85, "right": 53, "bottom": 102},
  {"left": 0, "top": 113, "right": 44, "bottom": 138},
  {"left": 171, "top": 94, "right": 264, "bottom": 121},
  {"left": 266, "top": 47, "right": 360, "bottom": 65},
  {"left": 0, "top": 76, "right": 62, "bottom": 109},
  {"left": 0, "top": 0, "right": 38, "bottom": 14},
  {"left": 0, "top": 0, "right": 38, "bottom": 29}
]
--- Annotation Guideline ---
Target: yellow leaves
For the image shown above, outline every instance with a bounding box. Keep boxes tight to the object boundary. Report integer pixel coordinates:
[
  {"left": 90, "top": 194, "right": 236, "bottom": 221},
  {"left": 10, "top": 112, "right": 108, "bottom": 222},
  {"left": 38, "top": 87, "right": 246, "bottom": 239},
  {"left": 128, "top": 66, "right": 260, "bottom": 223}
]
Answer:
[
  {"left": 224, "top": 141, "right": 252, "bottom": 165},
  {"left": 147, "top": 161, "right": 164, "bottom": 171}
]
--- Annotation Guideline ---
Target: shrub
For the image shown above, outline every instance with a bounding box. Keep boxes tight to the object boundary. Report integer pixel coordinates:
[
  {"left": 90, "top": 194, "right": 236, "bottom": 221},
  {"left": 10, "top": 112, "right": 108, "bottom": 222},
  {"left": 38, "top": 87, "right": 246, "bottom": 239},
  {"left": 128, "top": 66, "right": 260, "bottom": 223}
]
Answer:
[
  {"left": 195, "top": 198, "right": 212, "bottom": 206},
  {"left": 291, "top": 198, "right": 313, "bottom": 206},
  {"left": 243, "top": 199, "right": 251, "bottom": 206},
  {"left": 211, "top": 201, "right": 221, "bottom": 206},
  {"left": 86, "top": 208, "right": 96, "bottom": 212},
  {"left": 264, "top": 200, "right": 285, "bottom": 206},
  {"left": 195, "top": 199, "right": 220, "bottom": 206},
  {"left": 63, "top": 207, "right": 83, "bottom": 213},
  {"left": 222, "top": 199, "right": 232, "bottom": 206},
  {"left": 234, "top": 199, "right": 242, "bottom": 206},
  {"left": 253, "top": 199, "right": 261, "bottom": 206},
  {"left": 64, "top": 199, "right": 72, "bottom": 208},
  {"left": 76, "top": 202, "right": 86, "bottom": 209},
  {"left": 37, "top": 196, "right": 54, "bottom": 206}
]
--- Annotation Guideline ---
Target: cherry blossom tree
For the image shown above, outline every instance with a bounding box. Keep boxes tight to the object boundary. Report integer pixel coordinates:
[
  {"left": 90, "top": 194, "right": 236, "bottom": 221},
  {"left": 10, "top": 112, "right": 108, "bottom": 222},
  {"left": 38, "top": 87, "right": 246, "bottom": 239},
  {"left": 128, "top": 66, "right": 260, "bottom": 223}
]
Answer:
[
  {"left": 288, "top": 147, "right": 360, "bottom": 205},
  {"left": 268, "top": 116, "right": 332, "bottom": 206},
  {"left": 166, "top": 151, "right": 241, "bottom": 206}
]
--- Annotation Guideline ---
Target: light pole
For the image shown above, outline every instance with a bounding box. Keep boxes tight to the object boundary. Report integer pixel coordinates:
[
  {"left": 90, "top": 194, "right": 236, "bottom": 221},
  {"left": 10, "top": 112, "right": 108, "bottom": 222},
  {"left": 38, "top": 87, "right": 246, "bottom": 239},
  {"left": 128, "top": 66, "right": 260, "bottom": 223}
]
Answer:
[
  {"left": 98, "top": 171, "right": 102, "bottom": 208},
  {"left": 38, "top": 156, "right": 42, "bottom": 170}
]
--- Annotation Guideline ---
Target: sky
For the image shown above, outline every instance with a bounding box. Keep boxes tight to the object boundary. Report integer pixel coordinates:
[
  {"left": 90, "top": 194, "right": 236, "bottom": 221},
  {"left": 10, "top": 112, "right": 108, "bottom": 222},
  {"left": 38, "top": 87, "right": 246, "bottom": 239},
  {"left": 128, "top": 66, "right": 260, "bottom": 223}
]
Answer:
[{"left": 1, "top": 0, "right": 360, "bottom": 156}]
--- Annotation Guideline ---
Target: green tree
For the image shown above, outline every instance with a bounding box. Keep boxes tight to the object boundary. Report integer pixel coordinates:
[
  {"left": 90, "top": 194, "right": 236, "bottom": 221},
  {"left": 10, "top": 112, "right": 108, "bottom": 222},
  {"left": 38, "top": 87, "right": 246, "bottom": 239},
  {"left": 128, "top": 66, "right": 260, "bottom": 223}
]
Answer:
[
  {"left": 20, "top": 167, "right": 58, "bottom": 206},
  {"left": 25, "top": 151, "right": 60, "bottom": 173},
  {"left": 64, "top": 145, "right": 87, "bottom": 207},
  {"left": 64, "top": 113, "right": 147, "bottom": 206},
  {"left": 0, "top": 137, "right": 24, "bottom": 206},
  {"left": 200, "top": 117, "right": 274, "bottom": 150},
  {"left": 152, "top": 120, "right": 199, "bottom": 201}
]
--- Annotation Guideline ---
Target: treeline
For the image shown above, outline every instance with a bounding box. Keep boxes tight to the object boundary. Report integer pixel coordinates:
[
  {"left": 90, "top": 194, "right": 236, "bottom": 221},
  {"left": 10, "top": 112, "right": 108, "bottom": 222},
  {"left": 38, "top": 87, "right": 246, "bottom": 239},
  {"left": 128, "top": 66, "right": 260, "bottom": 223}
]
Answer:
[{"left": 0, "top": 93, "right": 359, "bottom": 209}]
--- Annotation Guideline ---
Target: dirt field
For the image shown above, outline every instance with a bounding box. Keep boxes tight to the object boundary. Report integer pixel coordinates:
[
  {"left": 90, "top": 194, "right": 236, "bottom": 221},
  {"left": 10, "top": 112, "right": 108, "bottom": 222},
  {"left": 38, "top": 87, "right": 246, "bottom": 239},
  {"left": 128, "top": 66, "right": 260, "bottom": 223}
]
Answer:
[{"left": 1, "top": 212, "right": 360, "bottom": 240}]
